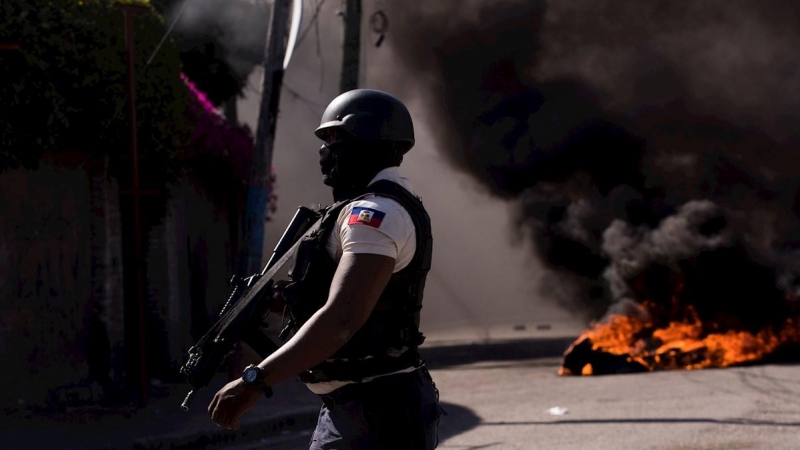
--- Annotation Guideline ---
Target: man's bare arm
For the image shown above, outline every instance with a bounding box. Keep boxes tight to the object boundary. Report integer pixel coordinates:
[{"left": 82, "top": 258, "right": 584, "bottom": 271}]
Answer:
[{"left": 255, "top": 252, "right": 395, "bottom": 386}]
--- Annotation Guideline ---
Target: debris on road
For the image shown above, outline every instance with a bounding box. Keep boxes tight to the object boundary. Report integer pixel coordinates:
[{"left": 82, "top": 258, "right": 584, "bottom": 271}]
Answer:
[{"left": 545, "top": 406, "right": 569, "bottom": 416}]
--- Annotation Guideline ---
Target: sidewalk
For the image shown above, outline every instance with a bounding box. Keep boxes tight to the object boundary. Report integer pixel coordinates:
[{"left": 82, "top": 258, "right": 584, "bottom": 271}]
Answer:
[
  {"left": 2, "top": 375, "right": 321, "bottom": 450},
  {"left": 1, "top": 324, "right": 579, "bottom": 450}
]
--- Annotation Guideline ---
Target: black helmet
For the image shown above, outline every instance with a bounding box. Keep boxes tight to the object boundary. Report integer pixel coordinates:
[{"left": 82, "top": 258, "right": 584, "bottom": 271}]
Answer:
[{"left": 315, "top": 89, "right": 415, "bottom": 153}]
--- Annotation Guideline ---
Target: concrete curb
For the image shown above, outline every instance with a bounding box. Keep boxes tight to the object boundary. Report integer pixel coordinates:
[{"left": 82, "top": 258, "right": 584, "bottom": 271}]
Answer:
[
  {"left": 123, "top": 406, "right": 320, "bottom": 450},
  {"left": 420, "top": 336, "right": 576, "bottom": 370}
]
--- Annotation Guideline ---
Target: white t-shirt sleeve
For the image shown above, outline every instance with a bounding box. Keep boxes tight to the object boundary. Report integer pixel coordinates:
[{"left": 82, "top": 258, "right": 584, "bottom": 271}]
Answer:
[{"left": 333, "top": 197, "right": 416, "bottom": 272}]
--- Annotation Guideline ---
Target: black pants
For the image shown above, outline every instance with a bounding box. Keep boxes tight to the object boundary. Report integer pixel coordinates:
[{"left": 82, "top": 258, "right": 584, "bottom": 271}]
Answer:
[{"left": 309, "top": 367, "right": 442, "bottom": 450}]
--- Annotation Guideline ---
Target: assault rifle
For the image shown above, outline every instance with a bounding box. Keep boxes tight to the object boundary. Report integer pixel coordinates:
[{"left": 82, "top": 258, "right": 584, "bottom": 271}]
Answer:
[{"left": 179, "top": 206, "right": 320, "bottom": 411}]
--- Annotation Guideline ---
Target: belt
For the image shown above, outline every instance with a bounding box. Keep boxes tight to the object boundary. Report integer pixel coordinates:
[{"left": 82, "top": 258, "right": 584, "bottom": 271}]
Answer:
[
  {"left": 299, "top": 350, "right": 422, "bottom": 383},
  {"left": 317, "top": 366, "right": 428, "bottom": 405}
]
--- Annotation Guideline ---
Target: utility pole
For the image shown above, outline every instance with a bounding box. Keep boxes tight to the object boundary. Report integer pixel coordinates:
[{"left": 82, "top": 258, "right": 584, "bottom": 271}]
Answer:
[
  {"left": 113, "top": 1, "right": 151, "bottom": 408},
  {"left": 339, "top": 0, "right": 362, "bottom": 93},
  {"left": 242, "top": 0, "right": 292, "bottom": 276},
  {"left": 224, "top": 97, "right": 238, "bottom": 125}
]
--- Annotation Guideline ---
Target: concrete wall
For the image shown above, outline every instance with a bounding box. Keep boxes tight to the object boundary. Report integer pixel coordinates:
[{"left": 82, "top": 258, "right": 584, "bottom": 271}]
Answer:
[
  {"left": 0, "top": 162, "right": 100, "bottom": 405},
  {"left": 0, "top": 159, "right": 238, "bottom": 407},
  {"left": 146, "top": 177, "right": 239, "bottom": 378}
]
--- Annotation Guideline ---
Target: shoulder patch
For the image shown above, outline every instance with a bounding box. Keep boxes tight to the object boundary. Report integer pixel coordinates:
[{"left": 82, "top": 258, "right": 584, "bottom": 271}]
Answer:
[{"left": 348, "top": 207, "right": 386, "bottom": 228}]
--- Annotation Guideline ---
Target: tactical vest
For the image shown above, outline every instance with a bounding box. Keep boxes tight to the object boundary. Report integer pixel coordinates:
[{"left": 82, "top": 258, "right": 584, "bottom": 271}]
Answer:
[{"left": 282, "top": 180, "right": 433, "bottom": 383}]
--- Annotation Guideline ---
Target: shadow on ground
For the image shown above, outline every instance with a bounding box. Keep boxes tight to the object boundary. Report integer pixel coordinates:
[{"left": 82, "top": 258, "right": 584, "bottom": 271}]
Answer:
[
  {"left": 424, "top": 337, "right": 576, "bottom": 447},
  {"left": 438, "top": 401, "right": 482, "bottom": 445},
  {"left": 420, "top": 337, "right": 576, "bottom": 370}
]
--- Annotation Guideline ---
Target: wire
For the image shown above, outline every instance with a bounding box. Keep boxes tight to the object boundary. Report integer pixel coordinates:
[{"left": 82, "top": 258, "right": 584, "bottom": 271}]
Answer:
[
  {"left": 146, "top": 0, "right": 193, "bottom": 66},
  {"left": 247, "top": 78, "right": 326, "bottom": 112},
  {"left": 282, "top": 83, "right": 327, "bottom": 108},
  {"left": 101, "top": 0, "right": 194, "bottom": 134},
  {"left": 295, "top": 0, "right": 327, "bottom": 49}
]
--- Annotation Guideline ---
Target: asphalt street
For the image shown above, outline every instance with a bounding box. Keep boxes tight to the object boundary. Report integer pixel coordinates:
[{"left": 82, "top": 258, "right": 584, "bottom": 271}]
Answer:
[
  {"left": 433, "top": 357, "right": 800, "bottom": 450},
  {"left": 230, "top": 339, "right": 800, "bottom": 450}
]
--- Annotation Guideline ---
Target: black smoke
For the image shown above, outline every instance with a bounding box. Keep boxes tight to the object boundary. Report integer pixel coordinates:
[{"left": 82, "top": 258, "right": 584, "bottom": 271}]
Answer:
[{"left": 385, "top": 0, "right": 800, "bottom": 326}]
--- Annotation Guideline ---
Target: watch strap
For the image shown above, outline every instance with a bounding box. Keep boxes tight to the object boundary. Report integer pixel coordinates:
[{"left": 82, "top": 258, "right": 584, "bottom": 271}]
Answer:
[{"left": 242, "top": 365, "right": 273, "bottom": 398}]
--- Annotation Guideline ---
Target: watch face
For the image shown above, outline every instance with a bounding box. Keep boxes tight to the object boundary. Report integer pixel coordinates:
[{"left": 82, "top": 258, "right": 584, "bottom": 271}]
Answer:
[{"left": 243, "top": 367, "right": 259, "bottom": 384}]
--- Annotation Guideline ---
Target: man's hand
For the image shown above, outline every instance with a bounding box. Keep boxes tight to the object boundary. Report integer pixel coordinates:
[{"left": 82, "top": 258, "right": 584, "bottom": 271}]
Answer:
[{"left": 207, "top": 379, "right": 262, "bottom": 430}]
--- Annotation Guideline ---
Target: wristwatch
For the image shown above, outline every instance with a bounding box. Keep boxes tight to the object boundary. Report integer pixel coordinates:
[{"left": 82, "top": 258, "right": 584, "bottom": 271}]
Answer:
[{"left": 241, "top": 364, "right": 273, "bottom": 398}]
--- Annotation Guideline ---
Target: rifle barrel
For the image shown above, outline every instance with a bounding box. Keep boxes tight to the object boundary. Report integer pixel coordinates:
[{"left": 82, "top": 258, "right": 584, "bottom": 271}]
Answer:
[
  {"left": 181, "top": 390, "right": 196, "bottom": 411},
  {"left": 262, "top": 206, "right": 318, "bottom": 274}
]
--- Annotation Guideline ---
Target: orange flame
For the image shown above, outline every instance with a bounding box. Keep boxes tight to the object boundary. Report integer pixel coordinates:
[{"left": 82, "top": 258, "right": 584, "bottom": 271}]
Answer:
[{"left": 561, "top": 302, "right": 800, "bottom": 375}]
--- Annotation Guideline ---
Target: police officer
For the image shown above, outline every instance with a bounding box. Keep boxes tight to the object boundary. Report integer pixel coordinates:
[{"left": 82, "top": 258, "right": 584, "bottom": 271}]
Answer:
[{"left": 208, "top": 89, "right": 442, "bottom": 449}]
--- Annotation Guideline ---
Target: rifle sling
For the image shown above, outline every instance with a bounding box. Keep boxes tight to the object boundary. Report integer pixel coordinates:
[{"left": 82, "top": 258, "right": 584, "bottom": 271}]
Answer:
[{"left": 215, "top": 217, "right": 324, "bottom": 338}]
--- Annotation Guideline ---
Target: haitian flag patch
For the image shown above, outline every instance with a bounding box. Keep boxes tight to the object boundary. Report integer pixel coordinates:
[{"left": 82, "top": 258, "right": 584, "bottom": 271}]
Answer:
[{"left": 348, "top": 207, "right": 386, "bottom": 228}]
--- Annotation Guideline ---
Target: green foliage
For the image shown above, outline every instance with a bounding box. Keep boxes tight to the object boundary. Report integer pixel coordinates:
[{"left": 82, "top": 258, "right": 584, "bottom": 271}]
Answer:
[{"left": 0, "top": 0, "right": 190, "bottom": 180}]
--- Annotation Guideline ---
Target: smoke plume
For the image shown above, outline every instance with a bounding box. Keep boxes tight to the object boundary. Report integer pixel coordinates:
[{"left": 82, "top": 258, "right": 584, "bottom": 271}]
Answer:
[
  {"left": 384, "top": 0, "right": 800, "bottom": 325},
  {"left": 161, "top": 0, "right": 270, "bottom": 103}
]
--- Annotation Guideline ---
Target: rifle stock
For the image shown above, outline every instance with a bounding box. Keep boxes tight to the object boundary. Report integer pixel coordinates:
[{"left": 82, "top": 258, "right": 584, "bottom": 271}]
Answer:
[{"left": 179, "top": 206, "right": 320, "bottom": 411}]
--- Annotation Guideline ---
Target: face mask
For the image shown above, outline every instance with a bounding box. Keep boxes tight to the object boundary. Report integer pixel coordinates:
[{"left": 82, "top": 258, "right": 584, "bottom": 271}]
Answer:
[
  {"left": 319, "top": 143, "right": 338, "bottom": 183},
  {"left": 320, "top": 141, "right": 361, "bottom": 180},
  {"left": 319, "top": 139, "right": 398, "bottom": 200}
]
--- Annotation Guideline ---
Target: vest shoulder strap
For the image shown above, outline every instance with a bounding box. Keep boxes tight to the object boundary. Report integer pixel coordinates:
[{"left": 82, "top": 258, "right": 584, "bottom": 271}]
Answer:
[{"left": 363, "top": 180, "right": 433, "bottom": 272}]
